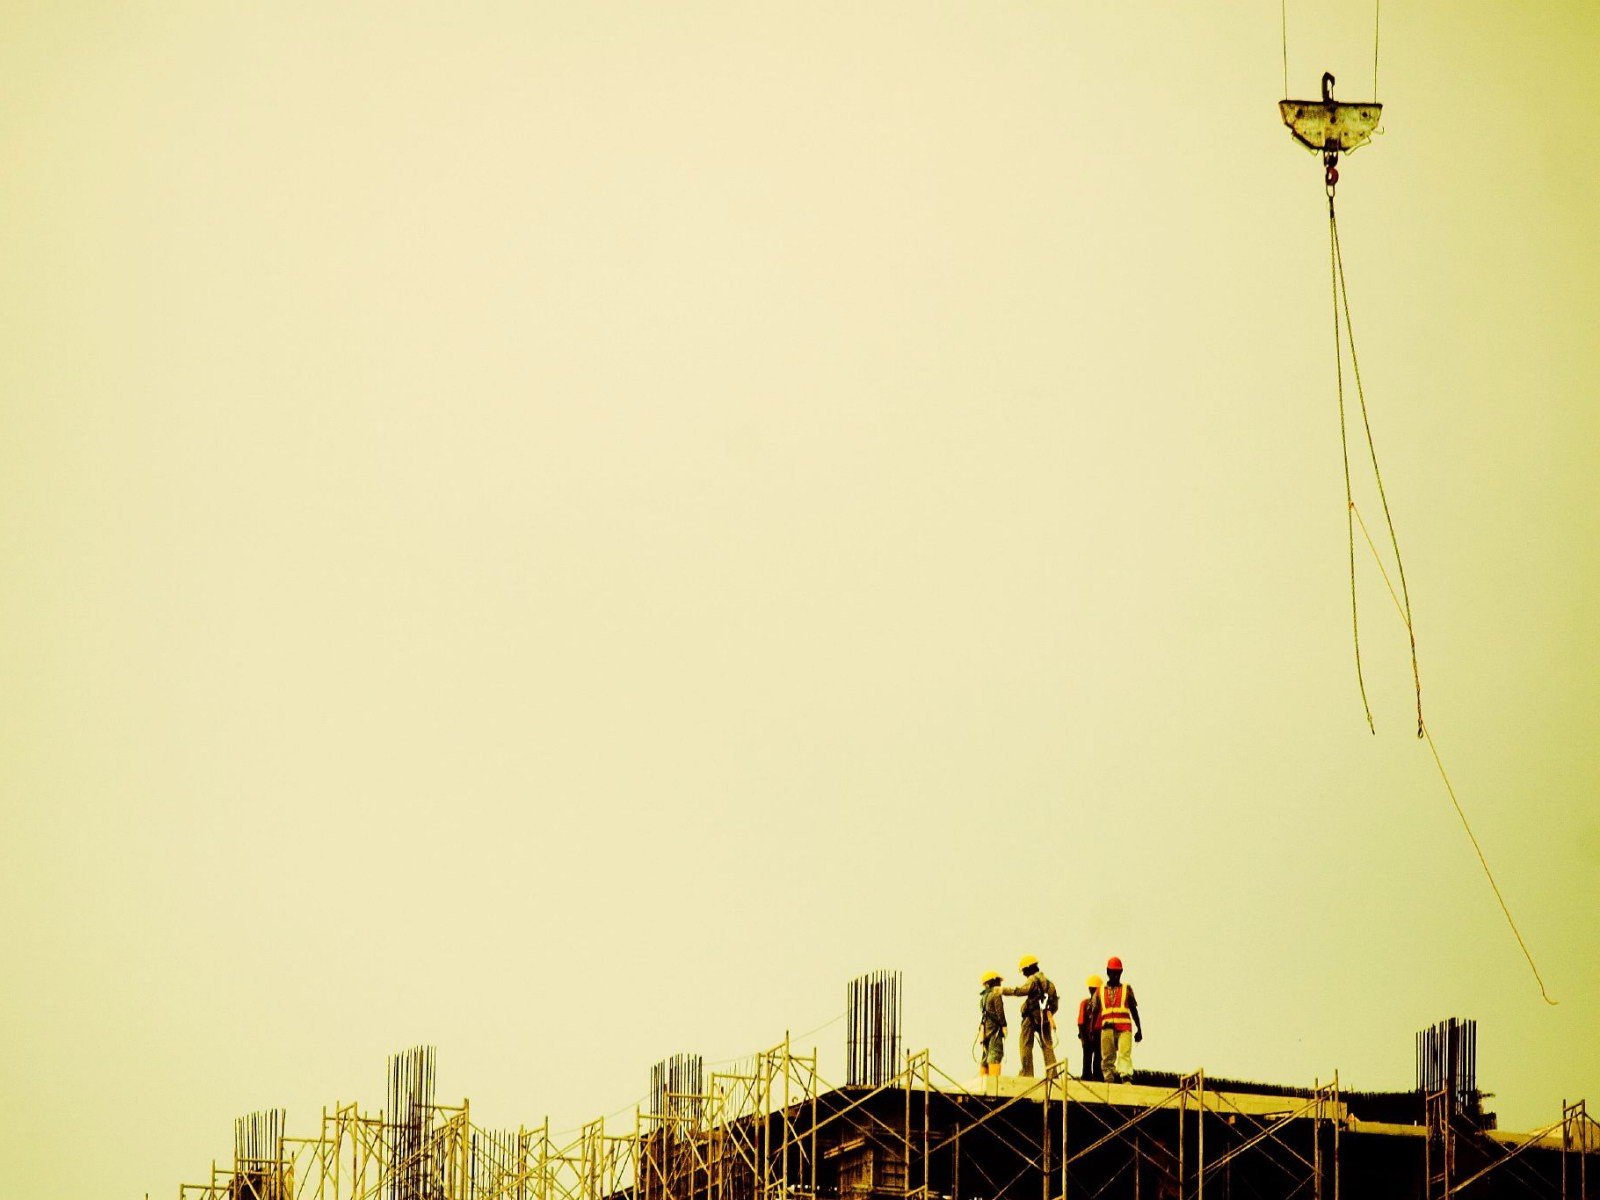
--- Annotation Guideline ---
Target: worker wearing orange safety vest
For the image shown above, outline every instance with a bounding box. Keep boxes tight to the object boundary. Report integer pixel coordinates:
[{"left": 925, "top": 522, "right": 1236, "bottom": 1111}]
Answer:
[
  {"left": 1076, "top": 975, "right": 1102, "bottom": 1081},
  {"left": 1097, "top": 956, "right": 1142, "bottom": 1083}
]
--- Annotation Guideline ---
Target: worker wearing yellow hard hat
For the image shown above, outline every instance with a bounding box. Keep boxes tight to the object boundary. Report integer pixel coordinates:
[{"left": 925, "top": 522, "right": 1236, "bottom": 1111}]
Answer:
[
  {"left": 1076, "top": 975, "right": 1103, "bottom": 1080},
  {"left": 976, "top": 970, "right": 1006, "bottom": 1087},
  {"left": 1001, "top": 954, "right": 1059, "bottom": 1077}
]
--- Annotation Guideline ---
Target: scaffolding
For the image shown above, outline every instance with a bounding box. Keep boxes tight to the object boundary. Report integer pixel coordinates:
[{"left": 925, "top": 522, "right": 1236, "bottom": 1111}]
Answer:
[
  {"left": 173, "top": 1021, "right": 1598, "bottom": 1200},
  {"left": 1424, "top": 1092, "right": 1600, "bottom": 1200}
]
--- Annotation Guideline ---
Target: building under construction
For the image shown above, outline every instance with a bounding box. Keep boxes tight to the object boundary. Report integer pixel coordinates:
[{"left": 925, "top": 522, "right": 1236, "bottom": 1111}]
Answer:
[{"left": 178, "top": 974, "right": 1597, "bottom": 1200}]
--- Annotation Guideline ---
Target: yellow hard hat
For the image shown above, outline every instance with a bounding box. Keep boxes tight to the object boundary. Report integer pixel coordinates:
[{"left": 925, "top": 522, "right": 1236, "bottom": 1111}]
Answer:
[
  {"left": 1086, "top": 974, "right": 1103, "bottom": 989},
  {"left": 1018, "top": 954, "right": 1038, "bottom": 971},
  {"left": 981, "top": 969, "right": 1002, "bottom": 985}
]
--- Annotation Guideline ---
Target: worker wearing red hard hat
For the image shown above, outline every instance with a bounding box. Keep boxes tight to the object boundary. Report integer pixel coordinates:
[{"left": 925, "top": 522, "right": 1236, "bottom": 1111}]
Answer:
[{"left": 1098, "top": 956, "right": 1143, "bottom": 1083}]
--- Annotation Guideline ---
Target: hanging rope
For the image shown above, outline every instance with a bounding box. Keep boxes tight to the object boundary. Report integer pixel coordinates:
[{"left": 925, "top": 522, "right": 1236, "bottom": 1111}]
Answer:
[
  {"left": 1421, "top": 727, "right": 1559, "bottom": 1006},
  {"left": 1349, "top": 500, "right": 1559, "bottom": 1006},
  {"left": 1328, "top": 198, "right": 1375, "bottom": 734},
  {"left": 1330, "top": 206, "right": 1424, "bottom": 737}
]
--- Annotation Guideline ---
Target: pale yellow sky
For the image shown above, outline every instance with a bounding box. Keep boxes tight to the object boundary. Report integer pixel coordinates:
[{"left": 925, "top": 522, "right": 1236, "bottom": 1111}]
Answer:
[{"left": 2, "top": 3, "right": 1597, "bottom": 1196}]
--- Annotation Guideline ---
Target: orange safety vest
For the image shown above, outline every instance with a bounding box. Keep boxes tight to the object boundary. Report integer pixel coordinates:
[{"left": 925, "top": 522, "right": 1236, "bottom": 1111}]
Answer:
[{"left": 1099, "top": 983, "right": 1134, "bottom": 1032}]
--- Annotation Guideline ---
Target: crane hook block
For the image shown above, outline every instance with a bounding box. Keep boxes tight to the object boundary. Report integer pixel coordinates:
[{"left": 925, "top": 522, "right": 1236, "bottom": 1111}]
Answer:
[{"left": 1280, "top": 72, "right": 1381, "bottom": 155}]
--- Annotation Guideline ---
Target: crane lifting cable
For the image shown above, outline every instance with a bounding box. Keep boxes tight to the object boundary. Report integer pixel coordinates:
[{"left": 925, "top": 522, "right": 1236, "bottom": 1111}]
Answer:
[{"left": 1278, "top": 27, "right": 1557, "bottom": 1004}]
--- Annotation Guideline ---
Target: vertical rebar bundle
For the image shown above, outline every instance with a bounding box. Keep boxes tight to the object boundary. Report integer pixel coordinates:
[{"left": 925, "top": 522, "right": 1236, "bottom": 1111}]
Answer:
[
  {"left": 233, "top": 1108, "right": 285, "bottom": 1166},
  {"left": 845, "top": 969, "right": 901, "bottom": 1088},
  {"left": 388, "top": 1044, "right": 439, "bottom": 1200},
  {"left": 231, "top": 1109, "right": 286, "bottom": 1200},
  {"left": 649, "top": 1053, "right": 705, "bottom": 1134},
  {"left": 469, "top": 1127, "right": 520, "bottom": 1200},
  {"left": 1416, "top": 1017, "right": 1478, "bottom": 1117}
]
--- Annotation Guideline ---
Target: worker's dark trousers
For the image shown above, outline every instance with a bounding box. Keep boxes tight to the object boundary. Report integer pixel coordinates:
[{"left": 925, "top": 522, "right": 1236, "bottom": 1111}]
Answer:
[
  {"left": 1018, "top": 1021, "right": 1055, "bottom": 1077},
  {"left": 1080, "top": 1039, "right": 1100, "bottom": 1081}
]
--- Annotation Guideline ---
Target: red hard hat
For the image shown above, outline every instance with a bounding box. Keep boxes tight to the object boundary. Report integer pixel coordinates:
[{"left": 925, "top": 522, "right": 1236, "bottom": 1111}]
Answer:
[{"left": 1106, "top": 956, "right": 1123, "bottom": 971}]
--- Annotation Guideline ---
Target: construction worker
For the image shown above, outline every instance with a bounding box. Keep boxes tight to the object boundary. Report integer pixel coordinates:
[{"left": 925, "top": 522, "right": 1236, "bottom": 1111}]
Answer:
[
  {"left": 1003, "top": 955, "right": 1059, "bottom": 1077},
  {"left": 1077, "top": 975, "right": 1102, "bottom": 1081},
  {"left": 977, "top": 970, "right": 1006, "bottom": 1083},
  {"left": 1097, "top": 957, "right": 1142, "bottom": 1083}
]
